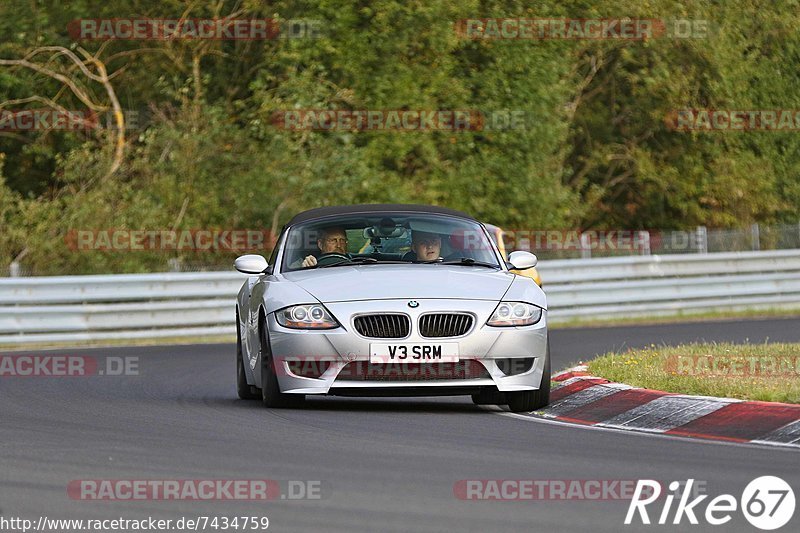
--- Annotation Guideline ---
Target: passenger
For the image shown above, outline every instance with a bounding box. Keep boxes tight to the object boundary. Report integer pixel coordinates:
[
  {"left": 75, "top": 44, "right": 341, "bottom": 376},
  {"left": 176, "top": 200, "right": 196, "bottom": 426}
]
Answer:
[{"left": 403, "top": 231, "right": 442, "bottom": 262}]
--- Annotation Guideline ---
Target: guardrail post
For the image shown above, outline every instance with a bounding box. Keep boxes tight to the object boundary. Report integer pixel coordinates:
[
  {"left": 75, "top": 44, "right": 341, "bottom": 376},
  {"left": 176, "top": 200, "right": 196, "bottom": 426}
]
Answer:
[
  {"left": 580, "top": 232, "right": 591, "bottom": 259},
  {"left": 695, "top": 226, "right": 708, "bottom": 254},
  {"left": 751, "top": 223, "right": 760, "bottom": 251},
  {"left": 9, "top": 261, "right": 21, "bottom": 277},
  {"left": 797, "top": 222, "right": 800, "bottom": 248},
  {"left": 637, "top": 231, "right": 651, "bottom": 255}
]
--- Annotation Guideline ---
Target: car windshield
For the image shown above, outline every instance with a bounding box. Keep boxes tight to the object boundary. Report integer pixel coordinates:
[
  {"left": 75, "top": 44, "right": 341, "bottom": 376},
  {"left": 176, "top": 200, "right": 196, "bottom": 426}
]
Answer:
[{"left": 280, "top": 212, "right": 500, "bottom": 272}]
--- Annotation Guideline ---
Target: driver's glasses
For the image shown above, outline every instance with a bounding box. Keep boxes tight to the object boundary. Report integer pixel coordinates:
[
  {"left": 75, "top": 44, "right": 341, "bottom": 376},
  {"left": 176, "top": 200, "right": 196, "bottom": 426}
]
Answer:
[{"left": 325, "top": 238, "right": 348, "bottom": 245}]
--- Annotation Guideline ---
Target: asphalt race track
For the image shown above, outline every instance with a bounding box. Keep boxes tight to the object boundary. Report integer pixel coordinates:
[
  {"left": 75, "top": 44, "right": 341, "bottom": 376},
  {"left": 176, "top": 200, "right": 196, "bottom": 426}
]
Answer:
[{"left": 2, "top": 317, "right": 799, "bottom": 532}]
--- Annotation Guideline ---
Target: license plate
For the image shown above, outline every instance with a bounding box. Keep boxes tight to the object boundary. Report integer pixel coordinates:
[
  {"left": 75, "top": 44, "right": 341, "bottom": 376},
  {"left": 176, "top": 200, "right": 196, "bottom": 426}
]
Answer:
[{"left": 369, "top": 343, "right": 459, "bottom": 363}]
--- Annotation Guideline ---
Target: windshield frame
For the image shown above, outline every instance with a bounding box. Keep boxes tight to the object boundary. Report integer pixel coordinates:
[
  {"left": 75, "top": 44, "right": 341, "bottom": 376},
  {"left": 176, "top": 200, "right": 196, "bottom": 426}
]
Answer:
[{"left": 276, "top": 210, "right": 506, "bottom": 274}]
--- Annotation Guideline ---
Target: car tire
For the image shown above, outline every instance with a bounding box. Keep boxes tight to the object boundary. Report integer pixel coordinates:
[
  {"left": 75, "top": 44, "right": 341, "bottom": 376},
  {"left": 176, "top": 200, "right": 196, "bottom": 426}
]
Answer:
[
  {"left": 259, "top": 313, "right": 305, "bottom": 408},
  {"left": 236, "top": 312, "right": 260, "bottom": 400},
  {"left": 505, "top": 341, "right": 551, "bottom": 413}
]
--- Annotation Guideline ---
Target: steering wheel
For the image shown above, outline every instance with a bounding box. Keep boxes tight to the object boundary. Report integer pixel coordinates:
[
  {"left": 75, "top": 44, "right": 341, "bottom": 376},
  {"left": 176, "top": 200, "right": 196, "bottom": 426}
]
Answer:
[{"left": 315, "top": 253, "right": 350, "bottom": 267}]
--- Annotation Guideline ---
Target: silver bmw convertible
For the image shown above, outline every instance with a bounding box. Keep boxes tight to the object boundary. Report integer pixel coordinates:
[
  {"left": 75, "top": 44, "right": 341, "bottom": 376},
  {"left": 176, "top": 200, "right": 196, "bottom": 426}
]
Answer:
[{"left": 234, "top": 204, "right": 549, "bottom": 412}]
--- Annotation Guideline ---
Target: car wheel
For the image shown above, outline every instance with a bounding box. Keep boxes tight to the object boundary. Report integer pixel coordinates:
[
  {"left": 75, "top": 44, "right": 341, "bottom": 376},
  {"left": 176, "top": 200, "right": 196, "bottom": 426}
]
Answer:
[
  {"left": 506, "top": 342, "right": 551, "bottom": 413},
  {"left": 259, "top": 314, "right": 305, "bottom": 408},
  {"left": 236, "top": 312, "right": 260, "bottom": 400}
]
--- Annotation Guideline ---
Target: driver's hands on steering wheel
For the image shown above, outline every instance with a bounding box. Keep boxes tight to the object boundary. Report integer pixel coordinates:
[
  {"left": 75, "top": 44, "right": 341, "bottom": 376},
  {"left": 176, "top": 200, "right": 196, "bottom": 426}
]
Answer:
[{"left": 302, "top": 255, "right": 317, "bottom": 268}]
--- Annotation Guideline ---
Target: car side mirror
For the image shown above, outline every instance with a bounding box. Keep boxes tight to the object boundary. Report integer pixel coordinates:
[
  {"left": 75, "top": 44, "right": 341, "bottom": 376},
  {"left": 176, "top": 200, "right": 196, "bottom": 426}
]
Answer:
[
  {"left": 508, "top": 251, "right": 538, "bottom": 270},
  {"left": 234, "top": 254, "right": 269, "bottom": 275}
]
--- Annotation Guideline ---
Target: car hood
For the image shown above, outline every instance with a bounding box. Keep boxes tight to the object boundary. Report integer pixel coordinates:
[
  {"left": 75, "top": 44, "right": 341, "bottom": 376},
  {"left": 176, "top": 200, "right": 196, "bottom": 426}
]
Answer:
[{"left": 281, "top": 264, "right": 514, "bottom": 303}]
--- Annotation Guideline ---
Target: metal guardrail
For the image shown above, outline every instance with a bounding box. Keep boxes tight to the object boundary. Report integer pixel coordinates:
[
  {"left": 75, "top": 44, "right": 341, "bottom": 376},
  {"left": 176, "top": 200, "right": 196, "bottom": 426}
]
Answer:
[
  {"left": 544, "top": 250, "right": 800, "bottom": 319},
  {"left": 2, "top": 249, "right": 800, "bottom": 344}
]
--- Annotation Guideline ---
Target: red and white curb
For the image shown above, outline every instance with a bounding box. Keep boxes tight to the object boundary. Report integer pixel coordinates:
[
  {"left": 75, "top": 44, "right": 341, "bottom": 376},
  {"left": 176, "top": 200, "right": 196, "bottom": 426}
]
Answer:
[{"left": 528, "top": 366, "right": 800, "bottom": 449}]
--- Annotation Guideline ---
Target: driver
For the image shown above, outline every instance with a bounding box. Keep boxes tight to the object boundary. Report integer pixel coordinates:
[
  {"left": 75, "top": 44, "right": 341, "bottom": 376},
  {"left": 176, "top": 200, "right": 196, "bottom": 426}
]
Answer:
[
  {"left": 403, "top": 231, "right": 442, "bottom": 261},
  {"left": 298, "top": 226, "right": 349, "bottom": 268}
]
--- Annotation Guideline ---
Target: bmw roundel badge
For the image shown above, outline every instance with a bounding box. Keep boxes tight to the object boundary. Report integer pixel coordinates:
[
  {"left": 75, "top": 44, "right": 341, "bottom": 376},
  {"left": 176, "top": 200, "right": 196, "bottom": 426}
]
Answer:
[{"left": 408, "top": 300, "right": 419, "bottom": 308}]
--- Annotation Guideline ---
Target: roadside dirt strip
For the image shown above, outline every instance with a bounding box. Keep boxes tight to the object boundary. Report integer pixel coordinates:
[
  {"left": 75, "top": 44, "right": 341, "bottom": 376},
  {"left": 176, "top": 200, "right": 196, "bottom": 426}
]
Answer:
[{"left": 532, "top": 367, "right": 800, "bottom": 448}]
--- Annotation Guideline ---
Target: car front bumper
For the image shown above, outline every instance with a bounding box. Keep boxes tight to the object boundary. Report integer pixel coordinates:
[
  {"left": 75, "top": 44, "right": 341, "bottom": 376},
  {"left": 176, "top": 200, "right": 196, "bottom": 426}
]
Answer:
[{"left": 266, "top": 299, "right": 548, "bottom": 395}]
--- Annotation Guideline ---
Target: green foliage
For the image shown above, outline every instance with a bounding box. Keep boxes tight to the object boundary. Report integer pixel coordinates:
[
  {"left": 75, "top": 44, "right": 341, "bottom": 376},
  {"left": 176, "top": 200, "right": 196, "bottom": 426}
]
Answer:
[{"left": 0, "top": 0, "right": 799, "bottom": 274}]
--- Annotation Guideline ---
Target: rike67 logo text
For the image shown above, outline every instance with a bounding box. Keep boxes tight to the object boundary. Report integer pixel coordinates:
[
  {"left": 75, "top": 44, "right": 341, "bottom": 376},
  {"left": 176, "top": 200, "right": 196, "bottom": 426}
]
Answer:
[{"left": 626, "top": 477, "right": 795, "bottom": 530}]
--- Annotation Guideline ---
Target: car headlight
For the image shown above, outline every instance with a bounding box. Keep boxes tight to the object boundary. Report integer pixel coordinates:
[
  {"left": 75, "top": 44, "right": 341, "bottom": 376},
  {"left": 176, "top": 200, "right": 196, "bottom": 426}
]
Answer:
[
  {"left": 276, "top": 304, "right": 339, "bottom": 329},
  {"left": 487, "top": 302, "right": 543, "bottom": 326}
]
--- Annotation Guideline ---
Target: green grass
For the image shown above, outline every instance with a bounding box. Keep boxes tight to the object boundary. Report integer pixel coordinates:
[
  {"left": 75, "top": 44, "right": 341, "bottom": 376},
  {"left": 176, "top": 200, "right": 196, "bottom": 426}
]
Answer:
[{"left": 588, "top": 342, "right": 800, "bottom": 404}]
